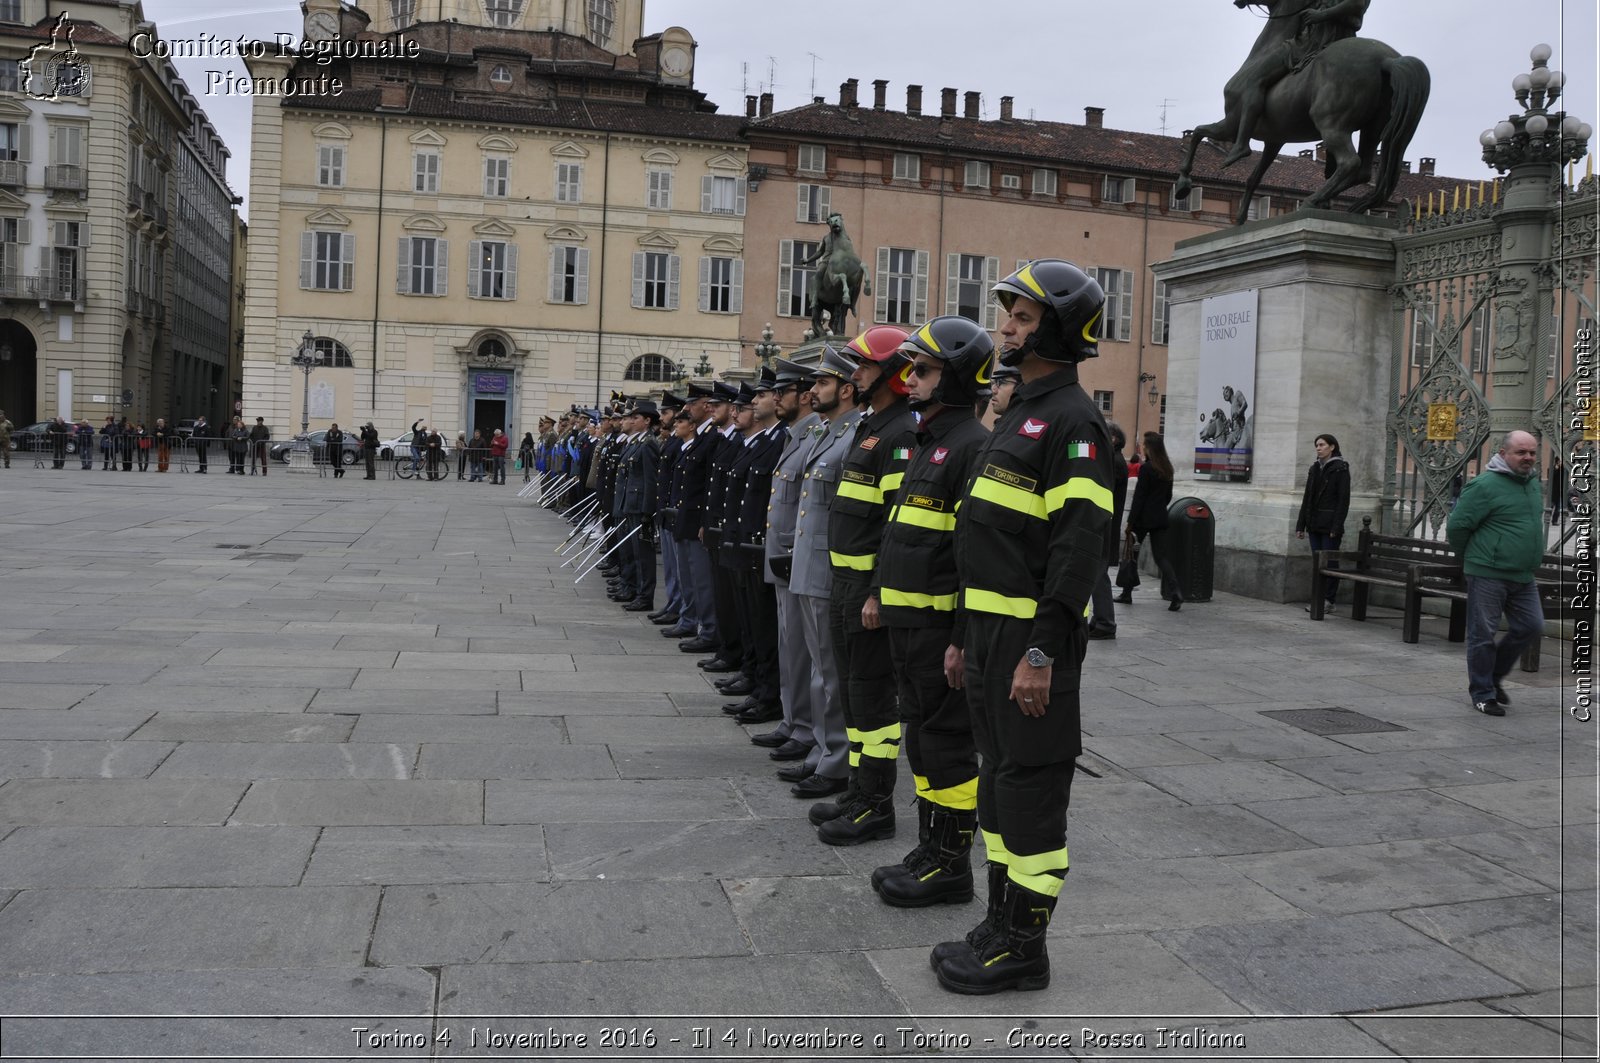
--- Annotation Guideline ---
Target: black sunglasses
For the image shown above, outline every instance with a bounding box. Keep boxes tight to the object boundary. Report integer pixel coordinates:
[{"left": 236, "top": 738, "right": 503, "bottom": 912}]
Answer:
[{"left": 909, "top": 362, "right": 942, "bottom": 378}]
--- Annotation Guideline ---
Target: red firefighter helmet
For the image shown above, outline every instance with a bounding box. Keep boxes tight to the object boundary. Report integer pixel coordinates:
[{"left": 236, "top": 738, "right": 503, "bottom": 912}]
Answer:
[{"left": 844, "top": 325, "right": 913, "bottom": 397}]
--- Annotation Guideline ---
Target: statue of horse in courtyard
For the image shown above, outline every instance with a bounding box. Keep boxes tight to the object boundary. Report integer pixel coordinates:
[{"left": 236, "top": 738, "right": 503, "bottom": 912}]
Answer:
[
  {"left": 1175, "top": 0, "right": 1430, "bottom": 225},
  {"left": 800, "top": 212, "right": 869, "bottom": 337}
]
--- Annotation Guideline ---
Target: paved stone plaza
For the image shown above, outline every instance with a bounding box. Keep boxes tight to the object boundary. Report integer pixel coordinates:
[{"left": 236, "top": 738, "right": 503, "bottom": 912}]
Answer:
[{"left": 0, "top": 466, "right": 1593, "bottom": 1061}]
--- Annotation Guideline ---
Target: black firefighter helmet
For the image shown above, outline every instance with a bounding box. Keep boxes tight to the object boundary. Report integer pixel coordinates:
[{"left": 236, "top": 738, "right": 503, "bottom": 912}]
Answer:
[
  {"left": 992, "top": 259, "right": 1104, "bottom": 366},
  {"left": 898, "top": 316, "right": 995, "bottom": 411}
]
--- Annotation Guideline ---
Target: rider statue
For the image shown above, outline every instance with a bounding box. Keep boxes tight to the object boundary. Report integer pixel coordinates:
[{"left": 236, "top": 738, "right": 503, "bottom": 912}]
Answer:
[
  {"left": 1221, "top": 0, "right": 1371, "bottom": 167},
  {"left": 798, "top": 212, "right": 867, "bottom": 334}
]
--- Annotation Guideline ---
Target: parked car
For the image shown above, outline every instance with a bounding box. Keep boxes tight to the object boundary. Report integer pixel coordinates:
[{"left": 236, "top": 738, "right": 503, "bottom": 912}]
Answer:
[
  {"left": 269, "top": 429, "right": 362, "bottom": 465},
  {"left": 8, "top": 421, "right": 77, "bottom": 454},
  {"left": 378, "top": 432, "right": 452, "bottom": 462},
  {"left": 174, "top": 419, "right": 199, "bottom": 444}
]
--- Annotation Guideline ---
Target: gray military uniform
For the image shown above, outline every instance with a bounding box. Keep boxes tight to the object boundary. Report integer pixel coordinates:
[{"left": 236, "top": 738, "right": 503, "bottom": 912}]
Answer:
[
  {"left": 788, "top": 406, "right": 866, "bottom": 781},
  {"left": 764, "top": 411, "right": 823, "bottom": 748}
]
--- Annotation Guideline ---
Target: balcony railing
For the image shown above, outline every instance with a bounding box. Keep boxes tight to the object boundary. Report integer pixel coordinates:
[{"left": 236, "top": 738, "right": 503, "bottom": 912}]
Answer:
[
  {"left": 154, "top": 203, "right": 168, "bottom": 228},
  {"left": 127, "top": 180, "right": 143, "bottom": 208},
  {"left": 29, "top": 272, "right": 82, "bottom": 302},
  {"left": 44, "top": 164, "right": 85, "bottom": 191},
  {"left": 0, "top": 271, "right": 24, "bottom": 298},
  {"left": 0, "top": 160, "right": 25, "bottom": 187}
]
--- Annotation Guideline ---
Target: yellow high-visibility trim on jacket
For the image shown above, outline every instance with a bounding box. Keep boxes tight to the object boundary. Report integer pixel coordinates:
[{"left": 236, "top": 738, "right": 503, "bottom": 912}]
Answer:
[
  {"left": 891, "top": 505, "right": 957, "bottom": 532},
  {"left": 1044, "top": 478, "right": 1114, "bottom": 516},
  {"left": 829, "top": 550, "right": 876, "bottom": 571},
  {"left": 963, "top": 587, "right": 1038, "bottom": 619},
  {"left": 880, "top": 587, "right": 958, "bottom": 612},
  {"left": 969, "top": 475, "right": 1047, "bottom": 519},
  {"left": 836, "top": 479, "right": 885, "bottom": 504}
]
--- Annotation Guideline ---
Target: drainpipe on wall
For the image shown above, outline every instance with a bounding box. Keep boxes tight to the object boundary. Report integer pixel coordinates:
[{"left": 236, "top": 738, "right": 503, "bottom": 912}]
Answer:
[
  {"left": 594, "top": 129, "right": 611, "bottom": 408},
  {"left": 1132, "top": 179, "right": 1152, "bottom": 441},
  {"left": 370, "top": 116, "right": 387, "bottom": 416}
]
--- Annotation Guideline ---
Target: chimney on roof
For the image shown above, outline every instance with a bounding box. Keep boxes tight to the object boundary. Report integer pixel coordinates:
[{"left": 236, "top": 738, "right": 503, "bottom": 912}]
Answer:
[
  {"left": 759, "top": 92, "right": 773, "bottom": 117},
  {"left": 999, "top": 96, "right": 1013, "bottom": 122},
  {"left": 1298, "top": 148, "right": 1314, "bottom": 158},
  {"left": 941, "top": 87, "right": 957, "bottom": 118},
  {"left": 379, "top": 80, "right": 409, "bottom": 109},
  {"left": 745, "top": 95, "right": 757, "bottom": 118},
  {"left": 1419, "top": 157, "right": 1436, "bottom": 176},
  {"left": 839, "top": 78, "right": 858, "bottom": 107},
  {"left": 906, "top": 84, "right": 922, "bottom": 116},
  {"left": 964, "top": 91, "right": 980, "bottom": 119},
  {"left": 813, "top": 96, "right": 824, "bottom": 104},
  {"left": 1084, "top": 106, "right": 1104, "bottom": 129},
  {"left": 1314, "top": 142, "right": 1326, "bottom": 163},
  {"left": 873, "top": 79, "right": 887, "bottom": 110},
  {"left": 1401, "top": 159, "right": 1412, "bottom": 173}
]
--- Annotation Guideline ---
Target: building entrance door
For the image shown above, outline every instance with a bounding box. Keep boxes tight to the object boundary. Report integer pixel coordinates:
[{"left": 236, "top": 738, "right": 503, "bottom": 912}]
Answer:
[
  {"left": 0, "top": 319, "right": 38, "bottom": 424},
  {"left": 466, "top": 368, "right": 514, "bottom": 443}
]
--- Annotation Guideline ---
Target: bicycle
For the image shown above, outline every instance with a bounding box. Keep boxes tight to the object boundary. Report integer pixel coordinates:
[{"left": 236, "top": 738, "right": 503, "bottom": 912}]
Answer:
[{"left": 394, "top": 451, "right": 447, "bottom": 480}]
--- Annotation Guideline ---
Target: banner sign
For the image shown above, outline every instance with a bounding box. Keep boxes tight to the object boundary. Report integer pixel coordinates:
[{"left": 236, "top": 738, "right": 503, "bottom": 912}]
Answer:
[
  {"left": 1194, "top": 289, "right": 1258, "bottom": 483},
  {"left": 474, "top": 373, "right": 508, "bottom": 395}
]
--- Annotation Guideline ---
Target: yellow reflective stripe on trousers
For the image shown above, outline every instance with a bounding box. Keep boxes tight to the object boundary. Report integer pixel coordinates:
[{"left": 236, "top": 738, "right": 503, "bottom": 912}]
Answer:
[
  {"left": 963, "top": 587, "right": 1039, "bottom": 619},
  {"left": 880, "top": 587, "right": 957, "bottom": 612},
  {"left": 857, "top": 721, "right": 902, "bottom": 760},
  {"left": 893, "top": 505, "right": 957, "bottom": 532},
  {"left": 1006, "top": 846, "right": 1070, "bottom": 898},
  {"left": 981, "top": 829, "right": 1010, "bottom": 865},
  {"left": 880, "top": 471, "right": 904, "bottom": 494},
  {"left": 829, "top": 551, "right": 876, "bottom": 571},
  {"left": 922, "top": 775, "right": 978, "bottom": 811},
  {"left": 1043, "top": 477, "right": 1114, "bottom": 516},
  {"left": 836, "top": 480, "right": 885, "bottom": 504},
  {"left": 969, "top": 475, "right": 1046, "bottom": 519}
]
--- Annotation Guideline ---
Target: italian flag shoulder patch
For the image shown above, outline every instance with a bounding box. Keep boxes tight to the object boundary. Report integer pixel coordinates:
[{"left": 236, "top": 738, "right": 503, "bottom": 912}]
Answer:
[
  {"left": 1067, "top": 442, "right": 1097, "bottom": 460},
  {"left": 892, "top": 446, "right": 912, "bottom": 461}
]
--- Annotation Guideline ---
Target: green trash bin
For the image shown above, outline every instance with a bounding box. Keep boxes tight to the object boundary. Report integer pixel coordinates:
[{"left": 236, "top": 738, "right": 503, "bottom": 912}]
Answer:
[{"left": 1166, "top": 496, "right": 1214, "bottom": 603}]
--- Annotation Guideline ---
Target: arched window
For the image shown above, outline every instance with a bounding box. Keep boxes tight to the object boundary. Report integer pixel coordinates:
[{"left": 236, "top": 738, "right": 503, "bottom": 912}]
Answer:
[
  {"left": 624, "top": 353, "right": 677, "bottom": 382},
  {"left": 479, "top": 337, "right": 508, "bottom": 362},
  {"left": 313, "top": 337, "right": 355, "bottom": 368}
]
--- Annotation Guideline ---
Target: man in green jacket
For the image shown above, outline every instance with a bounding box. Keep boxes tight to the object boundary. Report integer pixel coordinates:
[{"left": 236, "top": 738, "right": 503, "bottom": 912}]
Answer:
[{"left": 1446, "top": 430, "right": 1545, "bottom": 716}]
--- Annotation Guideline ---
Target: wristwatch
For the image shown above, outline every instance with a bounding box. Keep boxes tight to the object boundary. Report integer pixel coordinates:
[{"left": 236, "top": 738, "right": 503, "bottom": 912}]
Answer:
[{"left": 1025, "top": 647, "right": 1053, "bottom": 668}]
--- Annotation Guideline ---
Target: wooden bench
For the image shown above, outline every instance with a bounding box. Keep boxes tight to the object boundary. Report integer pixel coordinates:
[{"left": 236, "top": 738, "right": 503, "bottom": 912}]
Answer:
[
  {"left": 1312, "top": 517, "right": 1578, "bottom": 672},
  {"left": 1309, "top": 516, "right": 1456, "bottom": 625},
  {"left": 1405, "top": 550, "right": 1584, "bottom": 671}
]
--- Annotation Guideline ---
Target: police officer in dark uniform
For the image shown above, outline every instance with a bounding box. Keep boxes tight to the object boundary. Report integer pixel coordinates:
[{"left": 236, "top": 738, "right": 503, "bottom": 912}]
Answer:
[
  {"left": 697, "top": 382, "right": 744, "bottom": 672},
  {"left": 722, "top": 368, "right": 789, "bottom": 725},
  {"left": 617, "top": 400, "right": 663, "bottom": 612},
  {"left": 649, "top": 394, "right": 687, "bottom": 627},
  {"left": 871, "top": 317, "right": 994, "bottom": 908},
  {"left": 813, "top": 325, "right": 916, "bottom": 846},
  {"left": 933, "top": 259, "right": 1114, "bottom": 995},
  {"left": 668, "top": 385, "right": 724, "bottom": 653}
]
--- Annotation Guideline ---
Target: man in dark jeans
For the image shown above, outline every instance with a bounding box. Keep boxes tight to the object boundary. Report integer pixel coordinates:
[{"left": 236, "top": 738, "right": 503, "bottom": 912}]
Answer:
[
  {"left": 192, "top": 415, "right": 210, "bottom": 473},
  {"left": 250, "top": 417, "right": 271, "bottom": 475}
]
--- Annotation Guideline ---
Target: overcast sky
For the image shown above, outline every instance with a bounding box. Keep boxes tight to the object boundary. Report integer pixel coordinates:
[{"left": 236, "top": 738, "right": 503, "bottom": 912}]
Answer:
[{"left": 141, "top": 0, "right": 1598, "bottom": 218}]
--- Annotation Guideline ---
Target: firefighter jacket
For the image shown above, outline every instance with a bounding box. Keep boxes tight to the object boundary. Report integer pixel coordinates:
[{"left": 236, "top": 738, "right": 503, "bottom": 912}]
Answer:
[
  {"left": 764, "top": 412, "right": 823, "bottom": 588},
  {"left": 828, "top": 400, "right": 919, "bottom": 592},
  {"left": 725, "top": 422, "right": 790, "bottom": 570},
  {"left": 618, "top": 432, "right": 662, "bottom": 519},
  {"left": 877, "top": 406, "right": 990, "bottom": 628},
  {"left": 701, "top": 425, "right": 742, "bottom": 550},
  {"left": 952, "top": 363, "right": 1114, "bottom": 659},
  {"left": 669, "top": 420, "right": 721, "bottom": 544},
  {"left": 790, "top": 408, "right": 865, "bottom": 598}
]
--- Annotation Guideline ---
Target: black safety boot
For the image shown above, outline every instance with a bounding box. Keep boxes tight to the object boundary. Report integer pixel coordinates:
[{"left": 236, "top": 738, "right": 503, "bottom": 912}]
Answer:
[
  {"left": 816, "top": 759, "right": 896, "bottom": 846},
  {"left": 935, "top": 878, "right": 1055, "bottom": 994},
  {"left": 877, "top": 806, "right": 975, "bottom": 908},
  {"left": 807, "top": 766, "right": 858, "bottom": 826},
  {"left": 930, "top": 862, "right": 1006, "bottom": 969},
  {"left": 871, "top": 796, "right": 931, "bottom": 890}
]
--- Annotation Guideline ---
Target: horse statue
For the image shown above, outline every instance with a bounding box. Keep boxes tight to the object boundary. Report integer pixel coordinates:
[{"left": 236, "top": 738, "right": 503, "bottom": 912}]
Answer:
[
  {"left": 1175, "top": 0, "right": 1430, "bottom": 225},
  {"left": 1199, "top": 408, "right": 1232, "bottom": 445},
  {"left": 799, "top": 212, "right": 870, "bottom": 337}
]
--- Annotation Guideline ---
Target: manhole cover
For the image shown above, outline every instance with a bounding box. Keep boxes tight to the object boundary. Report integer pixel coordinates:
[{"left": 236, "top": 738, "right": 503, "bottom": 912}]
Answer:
[
  {"left": 1259, "top": 707, "right": 1409, "bottom": 736},
  {"left": 233, "top": 551, "right": 303, "bottom": 561}
]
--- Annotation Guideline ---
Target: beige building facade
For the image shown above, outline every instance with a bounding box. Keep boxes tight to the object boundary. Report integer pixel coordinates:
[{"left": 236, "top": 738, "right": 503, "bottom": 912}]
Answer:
[
  {"left": 0, "top": 0, "right": 239, "bottom": 430},
  {"left": 241, "top": 0, "right": 745, "bottom": 443},
  {"left": 741, "top": 83, "right": 1456, "bottom": 444}
]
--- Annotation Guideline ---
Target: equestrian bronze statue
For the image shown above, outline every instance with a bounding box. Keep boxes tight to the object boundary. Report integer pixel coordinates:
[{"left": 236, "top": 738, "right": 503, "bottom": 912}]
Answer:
[
  {"left": 798, "top": 212, "right": 870, "bottom": 337},
  {"left": 1175, "top": 0, "right": 1430, "bottom": 225}
]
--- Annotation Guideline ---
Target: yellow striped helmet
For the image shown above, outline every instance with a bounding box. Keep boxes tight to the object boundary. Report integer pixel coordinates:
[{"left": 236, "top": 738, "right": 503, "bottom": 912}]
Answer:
[{"left": 992, "top": 259, "right": 1104, "bottom": 364}]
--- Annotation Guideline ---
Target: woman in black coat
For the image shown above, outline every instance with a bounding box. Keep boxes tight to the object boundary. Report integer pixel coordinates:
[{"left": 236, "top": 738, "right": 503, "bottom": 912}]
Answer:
[
  {"left": 1295, "top": 433, "right": 1351, "bottom": 612},
  {"left": 1122, "top": 431, "right": 1183, "bottom": 611}
]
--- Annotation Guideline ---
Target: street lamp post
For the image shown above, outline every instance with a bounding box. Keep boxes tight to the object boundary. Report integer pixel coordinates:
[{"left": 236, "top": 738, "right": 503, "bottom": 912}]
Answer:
[
  {"left": 753, "top": 323, "right": 781, "bottom": 370},
  {"left": 289, "top": 329, "right": 319, "bottom": 438}
]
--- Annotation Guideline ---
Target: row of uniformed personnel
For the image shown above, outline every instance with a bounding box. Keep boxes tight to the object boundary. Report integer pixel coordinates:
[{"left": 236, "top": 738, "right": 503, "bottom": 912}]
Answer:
[{"left": 570, "top": 261, "right": 1117, "bottom": 995}]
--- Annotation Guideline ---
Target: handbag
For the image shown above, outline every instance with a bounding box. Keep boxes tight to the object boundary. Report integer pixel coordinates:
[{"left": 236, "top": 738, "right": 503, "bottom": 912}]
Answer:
[{"left": 1115, "top": 533, "right": 1141, "bottom": 590}]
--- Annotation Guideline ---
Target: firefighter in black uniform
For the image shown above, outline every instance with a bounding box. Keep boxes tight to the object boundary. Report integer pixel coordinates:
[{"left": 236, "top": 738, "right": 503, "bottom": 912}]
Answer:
[
  {"left": 668, "top": 386, "right": 723, "bottom": 654},
  {"left": 872, "top": 317, "right": 994, "bottom": 908},
  {"left": 698, "top": 382, "right": 744, "bottom": 675},
  {"left": 933, "top": 259, "right": 1114, "bottom": 995},
  {"left": 649, "top": 393, "right": 687, "bottom": 627},
  {"left": 812, "top": 324, "right": 916, "bottom": 846},
  {"left": 617, "top": 400, "right": 663, "bottom": 612},
  {"left": 721, "top": 367, "right": 790, "bottom": 724}
]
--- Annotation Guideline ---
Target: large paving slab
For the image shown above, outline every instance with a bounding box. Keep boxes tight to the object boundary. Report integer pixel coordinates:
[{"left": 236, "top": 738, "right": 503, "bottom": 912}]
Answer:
[{"left": 0, "top": 469, "right": 1586, "bottom": 1052}]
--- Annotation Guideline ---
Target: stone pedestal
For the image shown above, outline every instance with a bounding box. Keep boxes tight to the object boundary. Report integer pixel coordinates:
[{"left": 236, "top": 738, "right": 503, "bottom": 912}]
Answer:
[{"left": 1152, "top": 211, "right": 1399, "bottom": 602}]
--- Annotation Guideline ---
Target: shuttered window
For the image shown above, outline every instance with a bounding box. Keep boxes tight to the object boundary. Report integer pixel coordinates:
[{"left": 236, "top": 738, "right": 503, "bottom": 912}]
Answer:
[
  {"left": 396, "top": 236, "right": 446, "bottom": 296},
  {"left": 632, "top": 251, "right": 679, "bottom": 310},
  {"left": 795, "top": 183, "right": 829, "bottom": 223},
  {"left": 468, "top": 239, "right": 517, "bottom": 299},
  {"left": 301, "top": 231, "right": 355, "bottom": 291},
  {"left": 701, "top": 174, "right": 746, "bottom": 216},
  {"left": 876, "top": 247, "right": 927, "bottom": 326},
  {"left": 698, "top": 256, "right": 743, "bottom": 314},
  {"left": 945, "top": 253, "right": 999, "bottom": 329},
  {"left": 548, "top": 244, "right": 589, "bottom": 304},
  {"left": 777, "top": 239, "right": 819, "bottom": 318},
  {"left": 1090, "top": 266, "right": 1134, "bottom": 342}
]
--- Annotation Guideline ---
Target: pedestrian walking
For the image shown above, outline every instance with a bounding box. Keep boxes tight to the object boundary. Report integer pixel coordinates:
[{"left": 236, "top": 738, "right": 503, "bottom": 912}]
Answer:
[
  {"left": 1122, "top": 432, "right": 1183, "bottom": 611},
  {"left": 935, "top": 259, "right": 1115, "bottom": 995},
  {"left": 326, "top": 422, "right": 346, "bottom": 478},
  {"left": 1446, "top": 429, "right": 1545, "bottom": 716},
  {"left": 153, "top": 418, "right": 171, "bottom": 472},
  {"left": 359, "top": 422, "right": 379, "bottom": 479},
  {"left": 1296, "top": 433, "right": 1351, "bottom": 613},
  {"left": 489, "top": 428, "right": 509, "bottom": 484}
]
